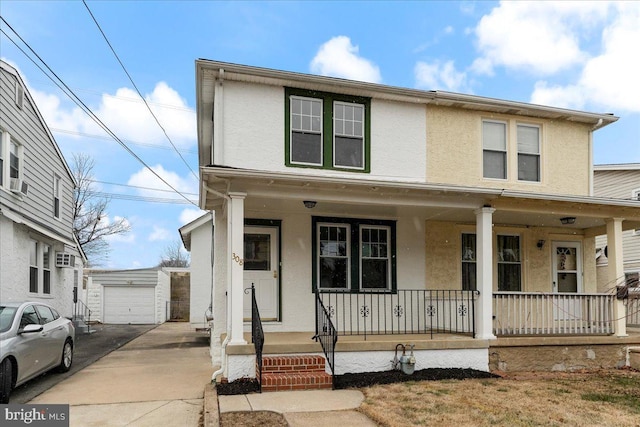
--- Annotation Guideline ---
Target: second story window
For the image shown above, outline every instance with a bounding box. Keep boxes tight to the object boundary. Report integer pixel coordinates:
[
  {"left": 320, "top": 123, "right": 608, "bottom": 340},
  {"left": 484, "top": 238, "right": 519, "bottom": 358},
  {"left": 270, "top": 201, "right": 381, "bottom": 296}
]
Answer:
[
  {"left": 517, "top": 124, "right": 540, "bottom": 182},
  {"left": 286, "top": 88, "right": 370, "bottom": 172},
  {"left": 53, "top": 175, "right": 61, "bottom": 219},
  {"left": 482, "top": 121, "right": 507, "bottom": 179}
]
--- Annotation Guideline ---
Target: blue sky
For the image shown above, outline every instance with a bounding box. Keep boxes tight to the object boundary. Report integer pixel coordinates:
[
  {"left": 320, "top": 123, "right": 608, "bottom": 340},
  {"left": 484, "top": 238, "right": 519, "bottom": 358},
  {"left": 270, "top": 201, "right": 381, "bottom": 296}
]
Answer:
[{"left": 1, "top": 1, "right": 638, "bottom": 269}]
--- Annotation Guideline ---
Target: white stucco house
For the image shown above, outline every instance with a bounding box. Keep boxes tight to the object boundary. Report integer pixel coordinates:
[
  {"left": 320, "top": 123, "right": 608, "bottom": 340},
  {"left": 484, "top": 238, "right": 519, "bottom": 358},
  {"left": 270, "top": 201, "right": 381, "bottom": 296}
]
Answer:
[
  {"left": 193, "top": 60, "right": 640, "bottom": 390},
  {"left": 179, "top": 212, "right": 214, "bottom": 330},
  {"left": 0, "top": 60, "right": 84, "bottom": 318}
]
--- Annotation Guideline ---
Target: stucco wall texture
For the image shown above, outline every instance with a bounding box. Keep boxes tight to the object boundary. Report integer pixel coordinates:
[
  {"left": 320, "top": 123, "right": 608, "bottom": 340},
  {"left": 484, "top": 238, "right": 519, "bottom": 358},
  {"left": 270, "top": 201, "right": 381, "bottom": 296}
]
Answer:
[{"left": 426, "top": 105, "right": 591, "bottom": 196}]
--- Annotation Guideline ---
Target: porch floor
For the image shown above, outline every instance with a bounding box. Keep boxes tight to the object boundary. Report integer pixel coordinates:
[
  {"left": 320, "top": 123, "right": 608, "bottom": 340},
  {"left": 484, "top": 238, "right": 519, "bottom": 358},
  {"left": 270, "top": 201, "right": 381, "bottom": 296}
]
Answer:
[{"left": 223, "top": 327, "right": 640, "bottom": 356}]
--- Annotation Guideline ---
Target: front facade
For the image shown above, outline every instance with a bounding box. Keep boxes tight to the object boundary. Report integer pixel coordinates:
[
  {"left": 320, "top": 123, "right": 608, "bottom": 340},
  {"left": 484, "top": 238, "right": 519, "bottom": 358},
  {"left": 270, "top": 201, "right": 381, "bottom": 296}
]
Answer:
[
  {"left": 195, "top": 60, "right": 640, "bottom": 383},
  {"left": 0, "top": 60, "right": 83, "bottom": 318}
]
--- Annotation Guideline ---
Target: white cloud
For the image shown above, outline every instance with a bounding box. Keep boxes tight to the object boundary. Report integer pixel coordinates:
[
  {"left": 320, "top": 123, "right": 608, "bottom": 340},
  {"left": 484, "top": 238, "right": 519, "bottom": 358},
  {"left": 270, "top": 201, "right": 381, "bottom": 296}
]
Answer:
[
  {"left": 127, "top": 164, "right": 198, "bottom": 201},
  {"left": 104, "top": 216, "right": 135, "bottom": 243},
  {"left": 530, "top": 3, "right": 640, "bottom": 112},
  {"left": 149, "top": 226, "right": 172, "bottom": 242},
  {"left": 415, "top": 60, "right": 470, "bottom": 93},
  {"left": 179, "top": 208, "right": 206, "bottom": 226},
  {"left": 310, "top": 36, "right": 382, "bottom": 83},
  {"left": 472, "top": 1, "right": 611, "bottom": 76},
  {"left": 30, "top": 81, "right": 196, "bottom": 149}
]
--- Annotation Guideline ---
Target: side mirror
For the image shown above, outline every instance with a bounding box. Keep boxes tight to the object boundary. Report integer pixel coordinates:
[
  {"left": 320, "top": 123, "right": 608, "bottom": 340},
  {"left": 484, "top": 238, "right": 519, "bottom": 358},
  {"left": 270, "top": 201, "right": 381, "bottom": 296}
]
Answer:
[{"left": 19, "top": 324, "right": 43, "bottom": 334}]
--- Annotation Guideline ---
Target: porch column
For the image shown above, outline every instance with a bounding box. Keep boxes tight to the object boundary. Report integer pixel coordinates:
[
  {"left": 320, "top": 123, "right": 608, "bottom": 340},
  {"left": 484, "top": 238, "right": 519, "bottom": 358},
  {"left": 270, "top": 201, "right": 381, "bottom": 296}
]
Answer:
[
  {"left": 228, "top": 192, "right": 247, "bottom": 345},
  {"left": 606, "top": 218, "right": 627, "bottom": 337},
  {"left": 475, "top": 207, "right": 497, "bottom": 340}
]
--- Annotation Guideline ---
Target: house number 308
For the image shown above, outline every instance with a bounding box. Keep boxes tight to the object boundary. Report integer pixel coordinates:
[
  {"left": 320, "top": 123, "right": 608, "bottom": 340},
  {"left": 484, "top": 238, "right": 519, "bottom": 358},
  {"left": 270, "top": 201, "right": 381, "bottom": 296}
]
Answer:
[{"left": 232, "top": 253, "right": 244, "bottom": 265}]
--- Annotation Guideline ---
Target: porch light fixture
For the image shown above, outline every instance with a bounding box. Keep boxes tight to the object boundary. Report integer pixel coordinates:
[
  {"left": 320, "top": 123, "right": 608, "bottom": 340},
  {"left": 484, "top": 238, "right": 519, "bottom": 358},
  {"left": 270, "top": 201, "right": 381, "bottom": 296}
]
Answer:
[
  {"left": 303, "top": 200, "right": 317, "bottom": 209},
  {"left": 560, "top": 217, "right": 576, "bottom": 225}
]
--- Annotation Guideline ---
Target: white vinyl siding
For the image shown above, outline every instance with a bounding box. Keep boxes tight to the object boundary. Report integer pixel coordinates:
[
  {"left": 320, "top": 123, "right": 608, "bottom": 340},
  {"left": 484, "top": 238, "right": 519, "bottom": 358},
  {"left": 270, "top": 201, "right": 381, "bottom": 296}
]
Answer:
[{"left": 483, "top": 120, "right": 507, "bottom": 179}]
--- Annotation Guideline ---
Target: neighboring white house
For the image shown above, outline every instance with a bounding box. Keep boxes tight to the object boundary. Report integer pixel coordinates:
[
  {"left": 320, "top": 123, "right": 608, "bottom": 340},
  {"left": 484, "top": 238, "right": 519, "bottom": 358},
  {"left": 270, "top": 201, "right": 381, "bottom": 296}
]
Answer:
[
  {"left": 194, "top": 60, "right": 640, "bottom": 386},
  {"left": 0, "top": 60, "right": 84, "bottom": 318},
  {"left": 85, "top": 268, "right": 170, "bottom": 324},
  {"left": 179, "top": 212, "right": 214, "bottom": 330}
]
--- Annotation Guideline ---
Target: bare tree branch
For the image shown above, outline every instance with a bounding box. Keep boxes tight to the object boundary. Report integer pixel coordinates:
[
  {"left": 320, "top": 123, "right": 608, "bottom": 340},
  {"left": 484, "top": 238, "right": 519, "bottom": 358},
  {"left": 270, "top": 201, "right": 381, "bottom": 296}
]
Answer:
[
  {"left": 72, "top": 153, "right": 130, "bottom": 266},
  {"left": 158, "top": 241, "right": 190, "bottom": 268}
]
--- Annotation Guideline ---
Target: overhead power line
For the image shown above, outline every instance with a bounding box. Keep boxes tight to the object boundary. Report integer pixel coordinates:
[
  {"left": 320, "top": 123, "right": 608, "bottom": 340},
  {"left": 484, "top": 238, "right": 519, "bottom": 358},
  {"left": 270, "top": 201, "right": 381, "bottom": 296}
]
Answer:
[
  {"left": 0, "top": 16, "right": 197, "bottom": 207},
  {"left": 82, "top": 1, "right": 199, "bottom": 181}
]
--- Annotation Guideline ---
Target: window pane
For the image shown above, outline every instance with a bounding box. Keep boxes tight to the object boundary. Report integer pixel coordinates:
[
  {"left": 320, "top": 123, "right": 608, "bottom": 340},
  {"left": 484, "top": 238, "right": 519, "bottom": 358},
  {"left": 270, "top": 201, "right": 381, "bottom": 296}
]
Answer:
[
  {"left": 362, "top": 259, "right": 388, "bottom": 289},
  {"left": 335, "top": 136, "right": 363, "bottom": 168},
  {"left": 498, "top": 264, "right": 521, "bottom": 291},
  {"left": 518, "top": 153, "right": 540, "bottom": 181},
  {"left": 291, "top": 132, "right": 322, "bottom": 165},
  {"left": 30, "top": 267, "right": 38, "bottom": 293},
  {"left": 30, "top": 240, "right": 37, "bottom": 265},
  {"left": 320, "top": 258, "right": 348, "bottom": 289},
  {"left": 483, "top": 151, "right": 506, "bottom": 179},
  {"left": 517, "top": 125, "right": 539, "bottom": 154},
  {"left": 43, "top": 245, "right": 50, "bottom": 269},
  {"left": 35, "top": 305, "right": 54, "bottom": 324},
  {"left": 10, "top": 140, "right": 19, "bottom": 179},
  {"left": 483, "top": 122, "right": 506, "bottom": 150},
  {"left": 43, "top": 270, "right": 51, "bottom": 294},
  {"left": 244, "top": 234, "right": 270, "bottom": 271},
  {"left": 462, "top": 263, "right": 477, "bottom": 291},
  {"left": 462, "top": 234, "right": 476, "bottom": 261},
  {"left": 498, "top": 236, "right": 520, "bottom": 262}
]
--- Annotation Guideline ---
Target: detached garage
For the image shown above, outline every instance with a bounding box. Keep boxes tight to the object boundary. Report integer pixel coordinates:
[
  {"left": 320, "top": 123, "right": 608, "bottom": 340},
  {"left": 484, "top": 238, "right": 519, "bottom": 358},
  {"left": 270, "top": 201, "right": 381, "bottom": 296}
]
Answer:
[{"left": 85, "top": 268, "right": 170, "bottom": 324}]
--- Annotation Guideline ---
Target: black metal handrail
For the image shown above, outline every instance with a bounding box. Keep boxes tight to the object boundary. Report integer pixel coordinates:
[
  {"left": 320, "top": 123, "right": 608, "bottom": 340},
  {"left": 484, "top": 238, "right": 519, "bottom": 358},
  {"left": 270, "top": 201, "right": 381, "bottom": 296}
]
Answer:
[
  {"left": 317, "top": 289, "right": 478, "bottom": 340},
  {"left": 73, "top": 299, "right": 92, "bottom": 327},
  {"left": 314, "top": 292, "right": 338, "bottom": 389},
  {"left": 249, "top": 284, "right": 265, "bottom": 392}
]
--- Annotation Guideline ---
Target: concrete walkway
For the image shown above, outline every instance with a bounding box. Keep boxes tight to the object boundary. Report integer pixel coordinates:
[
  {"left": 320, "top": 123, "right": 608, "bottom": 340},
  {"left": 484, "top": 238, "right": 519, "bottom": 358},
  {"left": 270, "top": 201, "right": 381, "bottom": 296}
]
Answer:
[
  {"left": 214, "top": 388, "right": 376, "bottom": 427},
  {"left": 30, "top": 322, "right": 212, "bottom": 427}
]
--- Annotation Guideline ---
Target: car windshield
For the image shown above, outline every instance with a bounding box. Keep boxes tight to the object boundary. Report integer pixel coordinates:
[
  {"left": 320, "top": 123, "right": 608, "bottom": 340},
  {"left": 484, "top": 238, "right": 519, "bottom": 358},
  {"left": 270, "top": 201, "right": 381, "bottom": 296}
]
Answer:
[{"left": 0, "top": 306, "right": 18, "bottom": 333}]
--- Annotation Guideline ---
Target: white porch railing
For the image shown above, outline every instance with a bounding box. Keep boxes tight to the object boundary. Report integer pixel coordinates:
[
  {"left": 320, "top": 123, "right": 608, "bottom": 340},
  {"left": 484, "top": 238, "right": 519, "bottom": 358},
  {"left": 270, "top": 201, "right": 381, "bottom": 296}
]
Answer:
[
  {"left": 493, "top": 292, "right": 614, "bottom": 335},
  {"left": 627, "top": 299, "right": 640, "bottom": 327}
]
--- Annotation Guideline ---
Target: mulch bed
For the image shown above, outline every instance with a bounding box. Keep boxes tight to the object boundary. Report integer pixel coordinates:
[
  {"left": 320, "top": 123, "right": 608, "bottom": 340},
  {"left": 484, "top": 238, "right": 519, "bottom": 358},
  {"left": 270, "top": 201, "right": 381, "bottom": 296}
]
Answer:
[{"left": 216, "top": 368, "right": 498, "bottom": 395}]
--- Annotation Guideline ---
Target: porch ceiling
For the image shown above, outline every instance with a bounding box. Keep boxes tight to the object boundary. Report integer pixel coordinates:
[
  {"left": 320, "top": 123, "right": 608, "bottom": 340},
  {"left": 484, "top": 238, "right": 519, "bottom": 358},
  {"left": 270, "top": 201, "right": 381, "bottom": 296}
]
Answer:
[{"left": 201, "top": 167, "right": 640, "bottom": 233}]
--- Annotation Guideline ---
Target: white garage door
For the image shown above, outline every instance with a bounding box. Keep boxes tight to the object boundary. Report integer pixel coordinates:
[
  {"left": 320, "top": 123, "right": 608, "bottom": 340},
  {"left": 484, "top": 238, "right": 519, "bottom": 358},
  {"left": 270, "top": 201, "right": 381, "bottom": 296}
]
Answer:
[{"left": 104, "top": 286, "right": 155, "bottom": 324}]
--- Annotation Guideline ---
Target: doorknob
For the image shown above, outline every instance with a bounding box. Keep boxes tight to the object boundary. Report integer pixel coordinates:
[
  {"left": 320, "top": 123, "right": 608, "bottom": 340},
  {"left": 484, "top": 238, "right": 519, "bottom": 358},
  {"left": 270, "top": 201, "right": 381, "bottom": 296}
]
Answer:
[{"left": 273, "top": 270, "right": 278, "bottom": 279}]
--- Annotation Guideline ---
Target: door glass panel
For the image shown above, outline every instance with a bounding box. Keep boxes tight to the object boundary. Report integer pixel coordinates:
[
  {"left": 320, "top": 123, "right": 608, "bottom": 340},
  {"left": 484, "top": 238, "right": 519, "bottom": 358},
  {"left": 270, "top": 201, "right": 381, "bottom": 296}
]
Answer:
[
  {"left": 558, "top": 273, "right": 578, "bottom": 292},
  {"left": 244, "top": 234, "right": 271, "bottom": 271},
  {"left": 556, "top": 247, "right": 576, "bottom": 271}
]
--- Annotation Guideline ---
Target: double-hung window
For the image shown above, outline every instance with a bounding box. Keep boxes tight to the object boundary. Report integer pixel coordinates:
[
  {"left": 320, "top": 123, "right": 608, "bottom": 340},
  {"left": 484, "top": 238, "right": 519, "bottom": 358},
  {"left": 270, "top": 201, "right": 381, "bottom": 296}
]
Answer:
[
  {"left": 483, "top": 121, "right": 507, "bottom": 179},
  {"left": 314, "top": 217, "right": 396, "bottom": 292},
  {"left": 43, "top": 244, "right": 51, "bottom": 294},
  {"left": 497, "top": 235, "right": 521, "bottom": 291},
  {"left": 461, "top": 233, "right": 477, "bottom": 291},
  {"left": 517, "top": 124, "right": 540, "bottom": 182},
  {"left": 286, "top": 88, "right": 370, "bottom": 172},
  {"left": 29, "top": 240, "right": 39, "bottom": 293},
  {"left": 10, "top": 138, "right": 20, "bottom": 181}
]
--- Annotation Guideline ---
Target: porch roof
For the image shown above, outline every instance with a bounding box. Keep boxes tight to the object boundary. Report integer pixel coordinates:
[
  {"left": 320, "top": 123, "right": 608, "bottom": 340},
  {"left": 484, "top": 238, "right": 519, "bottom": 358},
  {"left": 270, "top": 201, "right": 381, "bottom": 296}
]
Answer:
[{"left": 200, "top": 166, "right": 640, "bottom": 233}]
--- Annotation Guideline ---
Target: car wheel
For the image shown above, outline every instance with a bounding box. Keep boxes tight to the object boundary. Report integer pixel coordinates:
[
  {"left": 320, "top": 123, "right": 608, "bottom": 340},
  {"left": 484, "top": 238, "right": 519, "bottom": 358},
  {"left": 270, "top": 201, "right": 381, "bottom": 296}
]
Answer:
[
  {"left": 0, "top": 358, "right": 13, "bottom": 404},
  {"left": 56, "top": 340, "right": 73, "bottom": 373}
]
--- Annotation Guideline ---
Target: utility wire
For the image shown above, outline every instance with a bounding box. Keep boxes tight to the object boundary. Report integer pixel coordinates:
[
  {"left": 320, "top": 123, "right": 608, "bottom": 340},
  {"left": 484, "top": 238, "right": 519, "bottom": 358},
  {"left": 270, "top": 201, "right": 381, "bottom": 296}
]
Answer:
[
  {"left": 0, "top": 17, "right": 197, "bottom": 206},
  {"left": 82, "top": 1, "right": 199, "bottom": 181},
  {"left": 88, "top": 179, "right": 198, "bottom": 195}
]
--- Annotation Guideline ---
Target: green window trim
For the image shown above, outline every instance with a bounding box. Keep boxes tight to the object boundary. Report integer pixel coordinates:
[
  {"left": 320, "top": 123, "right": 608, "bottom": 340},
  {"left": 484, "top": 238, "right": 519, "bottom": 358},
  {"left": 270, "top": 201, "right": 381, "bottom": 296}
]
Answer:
[
  {"left": 311, "top": 216, "right": 396, "bottom": 293},
  {"left": 285, "top": 87, "right": 371, "bottom": 173}
]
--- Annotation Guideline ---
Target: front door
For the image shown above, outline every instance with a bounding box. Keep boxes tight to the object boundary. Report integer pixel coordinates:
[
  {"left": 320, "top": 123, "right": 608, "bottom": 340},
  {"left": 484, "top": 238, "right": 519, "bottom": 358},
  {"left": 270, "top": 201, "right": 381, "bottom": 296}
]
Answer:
[
  {"left": 552, "top": 241, "right": 583, "bottom": 320},
  {"left": 243, "top": 227, "right": 279, "bottom": 321}
]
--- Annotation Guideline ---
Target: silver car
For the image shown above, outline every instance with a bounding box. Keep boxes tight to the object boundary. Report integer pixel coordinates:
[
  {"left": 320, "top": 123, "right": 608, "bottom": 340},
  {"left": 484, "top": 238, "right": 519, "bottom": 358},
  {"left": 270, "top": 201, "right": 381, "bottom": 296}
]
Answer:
[{"left": 0, "top": 302, "right": 75, "bottom": 403}]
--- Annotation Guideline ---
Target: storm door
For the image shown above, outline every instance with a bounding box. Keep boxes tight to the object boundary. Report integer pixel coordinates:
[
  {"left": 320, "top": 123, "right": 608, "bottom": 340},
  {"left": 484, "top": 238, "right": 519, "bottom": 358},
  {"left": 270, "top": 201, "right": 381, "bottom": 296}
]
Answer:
[
  {"left": 552, "top": 242, "right": 583, "bottom": 321},
  {"left": 243, "top": 226, "right": 279, "bottom": 321}
]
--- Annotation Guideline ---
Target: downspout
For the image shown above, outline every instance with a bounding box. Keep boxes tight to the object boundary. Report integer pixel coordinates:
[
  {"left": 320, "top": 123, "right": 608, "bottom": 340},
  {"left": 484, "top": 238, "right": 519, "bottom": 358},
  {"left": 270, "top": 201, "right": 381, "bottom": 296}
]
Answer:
[{"left": 588, "top": 118, "right": 603, "bottom": 196}]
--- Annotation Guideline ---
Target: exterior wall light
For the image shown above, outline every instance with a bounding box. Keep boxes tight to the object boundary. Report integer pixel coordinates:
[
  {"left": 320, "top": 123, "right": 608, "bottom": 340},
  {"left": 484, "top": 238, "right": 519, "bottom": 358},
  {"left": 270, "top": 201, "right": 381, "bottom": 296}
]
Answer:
[
  {"left": 560, "top": 217, "right": 576, "bottom": 225},
  {"left": 537, "top": 240, "right": 546, "bottom": 249},
  {"left": 303, "top": 200, "right": 317, "bottom": 209}
]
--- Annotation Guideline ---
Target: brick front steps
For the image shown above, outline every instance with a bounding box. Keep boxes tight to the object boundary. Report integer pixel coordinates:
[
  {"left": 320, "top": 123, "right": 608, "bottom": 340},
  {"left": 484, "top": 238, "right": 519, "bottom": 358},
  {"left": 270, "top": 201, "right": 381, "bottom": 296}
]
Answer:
[{"left": 261, "top": 355, "right": 332, "bottom": 392}]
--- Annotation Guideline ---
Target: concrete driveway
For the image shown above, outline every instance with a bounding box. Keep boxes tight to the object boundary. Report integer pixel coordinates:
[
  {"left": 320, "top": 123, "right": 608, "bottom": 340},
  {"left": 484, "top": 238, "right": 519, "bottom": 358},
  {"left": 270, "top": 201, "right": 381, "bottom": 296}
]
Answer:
[{"left": 30, "top": 322, "right": 213, "bottom": 427}]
